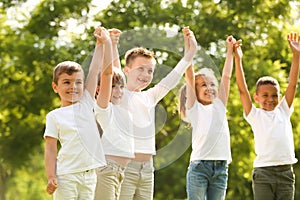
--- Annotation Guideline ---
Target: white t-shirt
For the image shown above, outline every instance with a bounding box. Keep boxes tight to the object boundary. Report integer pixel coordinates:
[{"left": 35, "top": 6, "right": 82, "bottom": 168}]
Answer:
[
  {"left": 44, "top": 90, "right": 106, "bottom": 175},
  {"left": 244, "top": 97, "right": 298, "bottom": 167},
  {"left": 186, "top": 98, "right": 232, "bottom": 163},
  {"left": 120, "top": 59, "right": 191, "bottom": 155},
  {"left": 94, "top": 103, "right": 134, "bottom": 158}
]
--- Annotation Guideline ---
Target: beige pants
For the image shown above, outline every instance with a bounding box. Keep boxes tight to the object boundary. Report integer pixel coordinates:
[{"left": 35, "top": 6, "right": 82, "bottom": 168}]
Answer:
[
  {"left": 119, "top": 159, "right": 154, "bottom": 200},
  {"left": 94, "top": 161, "right": 125, "bottom": 200},
  {"left": 54, "top": 169, "right": 97, "bottom": 200}
]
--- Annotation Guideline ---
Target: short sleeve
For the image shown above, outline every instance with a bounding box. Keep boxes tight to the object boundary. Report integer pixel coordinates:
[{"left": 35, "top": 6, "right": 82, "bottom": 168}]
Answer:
[
  {"left": 94, "top": 103, "right": 113, "bottom": 130},
  {"left": 44, "top": 113, "right": 59, "bottom": 139}
]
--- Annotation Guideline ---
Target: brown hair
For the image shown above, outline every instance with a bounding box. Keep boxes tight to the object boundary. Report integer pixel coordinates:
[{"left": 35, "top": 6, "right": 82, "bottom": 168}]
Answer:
[
  {"left": 179, "top": 84, "right": 188, "bottom": 120},
  {"left": 255, "top": 76, "right": 280, "bottom": 94},
  {"left": 125, "top": 47, "right": 155, "bottom": 67},
  {"left": 53, "top": 61, "right": 83, "bottom": 84},
  {"left": 112, "top": 68, "right": 126, "bottom": 86}
]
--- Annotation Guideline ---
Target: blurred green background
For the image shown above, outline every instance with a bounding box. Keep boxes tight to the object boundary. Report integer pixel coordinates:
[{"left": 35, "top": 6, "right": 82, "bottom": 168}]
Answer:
[{"left": 1, "top": 0, "right": 300, "bottom": 199}]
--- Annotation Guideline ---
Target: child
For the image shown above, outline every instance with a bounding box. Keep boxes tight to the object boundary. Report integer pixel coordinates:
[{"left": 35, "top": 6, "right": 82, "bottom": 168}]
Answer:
[
  {"left": 179, "top": 30, "right": 235, "bottom": 200},
  {"left": 44, "top": 27, "right": 108, "bottom": 199},
  {"left": 117, "top": 27, "right": 197, "bottom": 200},
  {"left": 234, "top": 33, "right": 300, "bottom": 200},
  {"left": 93, "top": 28, "right": 135, "bottom": 200}
]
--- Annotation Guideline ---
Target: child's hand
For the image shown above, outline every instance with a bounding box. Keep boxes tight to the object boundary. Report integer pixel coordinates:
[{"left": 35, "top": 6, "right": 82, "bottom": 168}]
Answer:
[
  {"left": 109, "top": 28, "right": 122, "bottom": 45},
  {"left": 46, "top": 177, "right": 58, "bottom": 195},
  {"left": 182, "top": 26, "right": 190, "bottom": 55},
  {"left": 288, "top": 32, "right": 300, "bottom": 54},
  {"left": 226, "top": 35, "right": 236, "bottom": 54},
  {"left": 94, "top": 27, "right": 111, "bottom": 46},
  {"left": 183, "top": 27, "right": 197, "bottom": 62},
  {"left": 233, "top": 39, "right": 243, "bottom": 59}
]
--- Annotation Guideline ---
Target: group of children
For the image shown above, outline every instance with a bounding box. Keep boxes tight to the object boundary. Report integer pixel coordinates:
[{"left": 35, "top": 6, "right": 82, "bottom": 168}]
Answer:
[{"left": 44, "top": 25, "right": 300, "bottom": 200}]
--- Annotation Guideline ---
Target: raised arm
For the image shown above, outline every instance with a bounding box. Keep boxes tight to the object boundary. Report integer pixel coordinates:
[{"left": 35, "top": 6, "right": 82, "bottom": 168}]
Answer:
[
  {"left": 218, "top": 36, "right": 235, "bottom": 106},
  {"left": 149, "top": 26, "right": 197, "bottom": 103},
  {"left": 182, "top": 27, "right": 196, "bottom": 108},
  {"left": 285, "top": 32, "right": 300, "bottom": 107},
  {"left": 96, "top": 28, "right": 113, "bottom": 108},
  {"left": 85, "top": 27, "right": 109, "bottom": 98},
  {"left": 109, "top": 28, "right": 122, "bottom": 69},
  {"left": 234, "top": 40, "right": 252, "bottom": 115}
]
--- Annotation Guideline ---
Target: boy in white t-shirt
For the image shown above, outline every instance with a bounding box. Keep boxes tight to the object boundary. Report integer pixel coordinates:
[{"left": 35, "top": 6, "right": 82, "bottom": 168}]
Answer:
[
  {"left": 44, "top": 27, "right": 109, "bottom": 199},
  {"left": 234, "top": 32, "right": 300, "bottom": 200},
  {"left": 117, "top": 27, "right": 197, "bottom": 200}
]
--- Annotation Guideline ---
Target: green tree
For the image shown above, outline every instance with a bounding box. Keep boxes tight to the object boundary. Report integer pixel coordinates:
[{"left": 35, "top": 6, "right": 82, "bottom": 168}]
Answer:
[{"left": 1, "top": 0, "right": 300, "bottom": 199}]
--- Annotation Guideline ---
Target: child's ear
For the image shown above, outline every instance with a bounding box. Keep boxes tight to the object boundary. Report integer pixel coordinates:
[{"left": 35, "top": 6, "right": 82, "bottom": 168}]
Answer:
[
  {"left": 253, "top": 93, "right": 259, "bottom": 103},
  {"left": 52, "top": 82, "right": 58, "bottom": 93},
  {"left": 123, "top": 66, "right": 129, "bottom": 74}
]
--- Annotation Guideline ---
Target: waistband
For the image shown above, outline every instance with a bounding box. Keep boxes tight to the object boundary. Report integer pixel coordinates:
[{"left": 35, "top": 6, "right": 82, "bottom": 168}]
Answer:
[
  {"left": 256, "top": 164, "right": 292, "bottom": 172},
  {"left": 127, "top": 159, "right": 153, "bottom": 170},
  {"left": 106, "top": 159, "right": 126, "bottom": 171}
]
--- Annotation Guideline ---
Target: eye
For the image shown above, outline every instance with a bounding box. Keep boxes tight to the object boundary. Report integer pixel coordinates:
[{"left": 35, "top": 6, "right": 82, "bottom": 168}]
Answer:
[
  {"left": 138, "top": 67, "right": 144, "bottom": 71},
  {"left": 76, "top": 80, "right": 83, "bottom": 85},
  {"left": 63, "top": 81, "right": 70, "bottom": 84},
  {"left": 148, "top": 70, "right": 153, "bottom": 74}
]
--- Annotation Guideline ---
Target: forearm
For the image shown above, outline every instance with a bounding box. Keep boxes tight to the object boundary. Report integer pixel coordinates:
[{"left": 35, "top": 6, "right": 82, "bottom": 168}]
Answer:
[
  {"left": 185, "top": 65, "right": 196, "bottom": 108},
  {"left": 45, "top": 149, "right": 57, "bottom": 179},
  {"left": 219, "top": 53, "right": 233, "bottom": 104},
  {"left": 222, "top": 52, "right": 234, "bottom": 78},
  {"left": 112, "top": 43, "right": 121, "bottom": 69},
  {"left": 102, "top": 40, "right": 113, "bottom": 75},
  {"left": 235, "top": 58, "right": 248, "bottom": 94},
  {"left": 159, "top": 58, "right": 191, "bottom": 90},
  {"left": 288, "top": 53, "right": 300, "bottom": 87},
  {"left": 285, "top": 53, "right": 300, "bottom": 106}
]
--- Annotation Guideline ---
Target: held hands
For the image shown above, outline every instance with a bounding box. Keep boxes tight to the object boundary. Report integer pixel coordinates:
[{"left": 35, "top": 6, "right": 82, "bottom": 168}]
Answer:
[
  {"left": 94, "top": 27, "right": 111, "bottom": 46},
  {"left": 46, "top": 177, "right": 57, "bottom": 195},
  {"left": 182, "top": 26, "right": 198, "bottom": 62},
  {"left": 287, "top": 32, "right": 300, "bottom": 55},
  {"left": 109, "top": 28, "right": 122, "bottom": 45},
  {"left": 233, "top": 39, "right": 243, "bottom": 59},
  {"left": 226, "top": 35, "right": 236, "bottom": 54}
]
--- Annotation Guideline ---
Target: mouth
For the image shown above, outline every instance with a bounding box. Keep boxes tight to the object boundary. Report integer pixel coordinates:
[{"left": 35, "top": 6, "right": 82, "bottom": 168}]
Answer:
[
  {"left": 67, "top": 91, "right": 79, "bottom": 95},
  {"left": 137, "top": 78, "right": 148, "bottom": 84}
]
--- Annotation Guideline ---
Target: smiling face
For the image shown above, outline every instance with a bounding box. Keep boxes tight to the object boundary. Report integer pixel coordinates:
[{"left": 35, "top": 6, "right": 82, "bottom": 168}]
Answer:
[
  {"left": 52, "top": 71, "right": 84, "bottom": 107},
  {"left": 110, "top": 84, "right": 124, "bottom": 105},
  {"left": 124, "top": 56, "right": 155, "bottom": 91},
  {"left": 254, "top": 84, "right": 280, "bottom": 111},
  {"left": 195, "top": 75, "right": 218, "bottom": 105}
]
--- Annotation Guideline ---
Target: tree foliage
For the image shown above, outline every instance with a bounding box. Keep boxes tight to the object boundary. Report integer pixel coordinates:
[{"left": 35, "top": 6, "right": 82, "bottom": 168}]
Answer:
[{"left": 1, "top": 0, "right": 300, "bottom": 199}]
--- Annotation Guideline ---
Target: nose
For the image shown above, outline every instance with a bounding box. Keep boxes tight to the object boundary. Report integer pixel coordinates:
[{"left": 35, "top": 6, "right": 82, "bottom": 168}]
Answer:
[{"left": 114, "top": 86, "right": 123, "bottom": 94}]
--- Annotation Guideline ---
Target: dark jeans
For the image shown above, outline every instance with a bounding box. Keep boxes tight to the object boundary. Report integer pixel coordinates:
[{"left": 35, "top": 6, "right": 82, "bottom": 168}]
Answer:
[{"left": 252, "top": 165, "right": 295, "bottom": 200}]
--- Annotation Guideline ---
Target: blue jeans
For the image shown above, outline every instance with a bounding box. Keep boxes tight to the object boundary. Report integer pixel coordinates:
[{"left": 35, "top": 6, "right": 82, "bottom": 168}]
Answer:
[{"left": 186, "top": 160, "right": 228, "bottom": 200}]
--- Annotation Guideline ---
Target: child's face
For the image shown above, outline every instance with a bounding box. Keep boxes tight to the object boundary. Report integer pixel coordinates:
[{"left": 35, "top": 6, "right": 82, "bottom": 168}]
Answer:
[
  {"left": 110, "top": 83, "right": 124, "bottom": 105},
  {"left": 195, "top": 75, "right": 218, "bottom": 105},
  {"left": 52, "top": 72, "right": 84, "bottom": 107},
  {"left": 254, "top": 84, "right": 279, "bottom": 111},
  {"left": 124, "top": 56, "right": 155, "bottom": 91}
]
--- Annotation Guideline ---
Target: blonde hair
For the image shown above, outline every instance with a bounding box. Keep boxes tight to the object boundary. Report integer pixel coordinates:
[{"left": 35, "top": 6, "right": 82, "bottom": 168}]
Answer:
[
  {"left": 125, "top": 47, "right": 155, "bottom": 67},
  {"left": 179, "top": 67, "right": 218, "bottom": 120}
]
